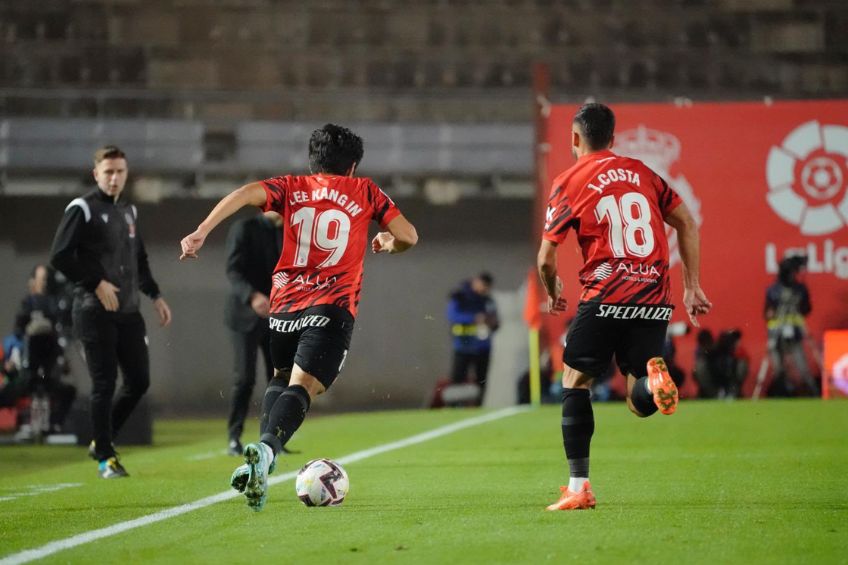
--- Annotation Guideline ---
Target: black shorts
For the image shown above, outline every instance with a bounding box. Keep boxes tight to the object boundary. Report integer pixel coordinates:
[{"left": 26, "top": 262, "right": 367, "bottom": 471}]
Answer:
[
  {"left": 268, "top": 305, "right": 354, "bottom": 389},
  {"left": 563, "top": 301, "right": 672, "bottom": 379}
]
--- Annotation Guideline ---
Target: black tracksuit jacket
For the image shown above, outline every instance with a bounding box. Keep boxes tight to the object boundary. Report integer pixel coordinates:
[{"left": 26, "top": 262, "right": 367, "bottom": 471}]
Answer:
[{"left": 49, "top": 188, "right": 160, "bottom": 313}]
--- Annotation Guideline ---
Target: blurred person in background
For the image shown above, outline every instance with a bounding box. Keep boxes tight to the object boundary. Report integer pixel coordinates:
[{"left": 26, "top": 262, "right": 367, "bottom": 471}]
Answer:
[
  {"left": 694, "top": 328, "right": 750, "bottom": 398},
  {"left": 50, "top": 145, "right": 172, "bottom": 478},
  {"left": 447, "top": 272, "right": 499, "bottom": 405},
  {"left": 694, "top": 329, "right": 719, "bottom": 398},
  {"left": 223, "top": 211, "right": 287, "bottom": 456},
  {"left": 713, "top": 329, "right": 749, "bottom": 398},
  {"left": 46, "top": 268, "right": 76, "bottom": 341},
  {"left": 765, "top": 255, "right": 817, "bottom": 396},
  {"left": 13, "top": 264, "right": 77, "bottom": 435}
]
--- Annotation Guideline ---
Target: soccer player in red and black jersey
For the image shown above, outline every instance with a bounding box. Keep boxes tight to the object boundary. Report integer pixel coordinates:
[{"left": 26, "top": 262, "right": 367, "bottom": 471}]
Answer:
[
  {"left": 538, "top": 103, "right": 711, "bottom": 511},
  {"left": 179, "top": 124, "right": 418, "bottom": 511}
]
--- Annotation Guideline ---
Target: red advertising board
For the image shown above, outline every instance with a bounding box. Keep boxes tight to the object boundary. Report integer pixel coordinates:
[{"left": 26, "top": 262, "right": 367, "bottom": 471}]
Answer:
[
  {"left": 823, "top": 330, "right": 848, "bottom": 399},
  {"left": 540, "top": 100, "right": 848, "bottom": 396}
]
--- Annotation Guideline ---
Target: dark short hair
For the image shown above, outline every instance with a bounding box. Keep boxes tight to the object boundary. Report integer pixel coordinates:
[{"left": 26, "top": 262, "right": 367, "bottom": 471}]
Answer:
[
  {"left": 478, "top": 272, "right": 494, "bottom": 286},
  {"left": 93, "top": 145, "right": 126, "bottom": 165},
  {"left": 573, "top": 103, "right": 615, "bottom": 150},
  {"left": 308, "top": 124, "right": 364, "bottom": 175}
]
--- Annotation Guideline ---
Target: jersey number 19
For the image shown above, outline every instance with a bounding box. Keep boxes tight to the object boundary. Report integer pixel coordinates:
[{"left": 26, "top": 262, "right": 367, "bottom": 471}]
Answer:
[{"left": 291, "top": 207, "right": 351, "bottom": 268}]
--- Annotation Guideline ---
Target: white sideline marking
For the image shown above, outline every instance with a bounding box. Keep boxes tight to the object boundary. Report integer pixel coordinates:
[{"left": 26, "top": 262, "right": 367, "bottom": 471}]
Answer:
[
  {"left": 0, "top": 483, "right": 83, "bottom": 503},
  {"left": 0, "top": 406, "right": 529, "bottom": 565}
]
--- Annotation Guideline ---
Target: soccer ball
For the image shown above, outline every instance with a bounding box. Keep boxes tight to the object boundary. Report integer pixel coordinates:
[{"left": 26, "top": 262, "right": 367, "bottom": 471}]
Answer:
[{"left": 295, "top": 459, "right": 349, "bottom": 507}]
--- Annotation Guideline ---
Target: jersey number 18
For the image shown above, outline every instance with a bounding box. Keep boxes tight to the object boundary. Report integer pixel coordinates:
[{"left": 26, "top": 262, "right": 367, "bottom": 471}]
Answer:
[{"left": 594, "top": 193, "right": 655, "bottom": 258}]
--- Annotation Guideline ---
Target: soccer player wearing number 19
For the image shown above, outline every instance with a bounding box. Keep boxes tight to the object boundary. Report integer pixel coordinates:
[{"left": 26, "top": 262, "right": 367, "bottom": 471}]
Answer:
[
  {"left": 179, "top": 124, "right": 418, "bottom": 511},
  {"left": 538, "top": 104, "right": 712, "bottom": 510}
]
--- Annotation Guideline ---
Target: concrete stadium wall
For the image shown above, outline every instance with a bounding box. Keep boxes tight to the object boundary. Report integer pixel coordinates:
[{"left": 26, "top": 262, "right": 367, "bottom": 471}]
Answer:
[{"left": 0, "top": 194, "right": 533, "bottom": 415}]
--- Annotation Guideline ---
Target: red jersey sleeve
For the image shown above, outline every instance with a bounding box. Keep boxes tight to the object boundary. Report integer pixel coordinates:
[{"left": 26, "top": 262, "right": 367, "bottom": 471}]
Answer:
[
  {"left": 656, "top": 175, "right": 683, "bottom": 217},
  {"left": 368, "top": 181, "right": 401, "bottom": 228},
  {"left": 260, "top": 176, "right": 290, "bottom": 213},
  {"left": 542, "top": 181, "right": 575, "bottom": 244}
]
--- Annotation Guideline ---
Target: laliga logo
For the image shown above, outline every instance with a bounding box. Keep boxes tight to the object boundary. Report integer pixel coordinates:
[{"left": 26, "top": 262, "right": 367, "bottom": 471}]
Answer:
[
  {"left": 766, "top": 120, "right": 848, "bottom": 235},
  {"left": 616, "top": 126, "right": 702, "bottom": 267}
]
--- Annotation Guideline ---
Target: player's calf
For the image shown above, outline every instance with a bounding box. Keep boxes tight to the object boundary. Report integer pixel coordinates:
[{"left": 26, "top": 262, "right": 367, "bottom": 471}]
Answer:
[{"left": 259, "top": 383, "right": 311, "bottom": 457}]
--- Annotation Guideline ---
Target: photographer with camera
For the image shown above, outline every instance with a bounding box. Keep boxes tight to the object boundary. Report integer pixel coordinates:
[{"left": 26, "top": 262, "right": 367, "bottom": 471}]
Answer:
[{"left": 764, "top": 255, "right": 817, "bottom": 396}]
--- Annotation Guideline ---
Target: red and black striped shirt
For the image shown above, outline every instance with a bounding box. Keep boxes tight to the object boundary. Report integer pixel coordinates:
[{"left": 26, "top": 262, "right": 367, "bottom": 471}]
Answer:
[
  {"left": 261, "top": 174, "right": 401, "bottom": 318},
  {"left": 543, "top": 150, "right": 682, "bottom": 305}
]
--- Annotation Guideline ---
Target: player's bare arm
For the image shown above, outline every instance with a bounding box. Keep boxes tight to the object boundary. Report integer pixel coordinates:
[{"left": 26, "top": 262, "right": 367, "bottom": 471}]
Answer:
[
  {"left": 537, "top": 238, "right": 567, "bottom": 314},
  {"left": 664, "top": 202, "right": 712, "bottom": 326},
  {"left": 180, "top": 182, "right": 267, "bottom": 260},
  {"left": 371, "top": 214, "right": 419, "bottom": 254}
]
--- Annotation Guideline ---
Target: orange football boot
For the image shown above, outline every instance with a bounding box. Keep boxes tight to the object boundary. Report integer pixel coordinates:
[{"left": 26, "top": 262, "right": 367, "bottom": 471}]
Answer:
[
  {"left": 545, "top": 481, "right": 596, "bottom": 511},
  {"left": 647, "top": 357, "right": 678, "bottom": 415}
]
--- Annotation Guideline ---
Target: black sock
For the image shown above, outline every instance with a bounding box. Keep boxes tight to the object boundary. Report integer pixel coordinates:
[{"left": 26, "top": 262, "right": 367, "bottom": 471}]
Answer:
[
  {"left": 630, "top": 376, "right": 658, "bottom": 416},
  {"left": 259, "top": 377, "right": 289, "bottom": 437},
  {"left": 562, "top": 388, "right": 594, "bottom": 479},
  {"left": 260, "top": 385, "right": 311, "bottom": 456}
]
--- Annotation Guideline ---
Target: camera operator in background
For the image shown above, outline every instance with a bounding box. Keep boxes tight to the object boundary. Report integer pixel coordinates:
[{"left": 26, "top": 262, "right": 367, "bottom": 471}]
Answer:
[{"left": 765, "top": 255, "right": 818, "bottom": 396}]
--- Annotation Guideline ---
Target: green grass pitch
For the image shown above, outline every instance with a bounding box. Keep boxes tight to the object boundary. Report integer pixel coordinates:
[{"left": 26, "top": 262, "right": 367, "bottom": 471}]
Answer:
[{"left": 1, "top": 400, "right": 846, "bottom": 564}]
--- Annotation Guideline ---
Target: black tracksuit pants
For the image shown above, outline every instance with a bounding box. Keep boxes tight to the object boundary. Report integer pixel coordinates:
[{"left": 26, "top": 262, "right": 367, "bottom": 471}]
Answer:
[
  {"left": 74, "top": 307, "right": 149, "bottom": 460},
  {"left": 451, "top": 349, "right": 492, "bottom": 404},
  {"left": 227, "top": 323, "right": 273, "bottom": 442}
]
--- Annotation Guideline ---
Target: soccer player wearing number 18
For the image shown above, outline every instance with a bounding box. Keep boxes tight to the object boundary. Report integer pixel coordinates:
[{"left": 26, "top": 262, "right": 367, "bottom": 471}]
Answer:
[
  {"left": 538, "top": 104, "right": 712, "bottom": 510},
  {"left": 180, "top": 124, "right": 418, "bottom": 511}
]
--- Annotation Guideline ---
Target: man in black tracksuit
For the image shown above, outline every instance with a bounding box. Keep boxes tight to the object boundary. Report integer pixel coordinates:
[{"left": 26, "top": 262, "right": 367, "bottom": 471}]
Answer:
[
  {"left": 50, "top": 145, "right": 172, "bottom": 479},
  {"left": 224, "top": 211, "right": 282, "bottom": 455}
]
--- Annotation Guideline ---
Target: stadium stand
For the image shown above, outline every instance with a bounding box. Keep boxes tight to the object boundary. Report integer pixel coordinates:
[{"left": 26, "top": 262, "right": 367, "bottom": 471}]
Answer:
[
  {"left": 0, "top": 0, "right": 844, "bottom": 123},
  {"left": 0, "top": 0, "right": 843, "bottom": 193}
]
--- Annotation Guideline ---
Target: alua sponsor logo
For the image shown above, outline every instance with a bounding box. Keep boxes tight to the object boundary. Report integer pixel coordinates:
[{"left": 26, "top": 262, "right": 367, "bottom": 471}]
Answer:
[
  {"left": 617, "top": 263, "right": 660, "bottom": 277},
  {"left": 273, "top": 272, "right": 337, "bottom": 289},
  {"left": 273, "top": 272, "right": 289, "bottom": 288},
  {"left": 595, "top": 304, "right": 673, "bottom": 321},
  {"left": 593, "top": 262, "right": 613, "bottom": 280},
  {"left": 591, "top": 262, "right": 660, "bottom": 282},
  {"left": 269, "top": 315, "right": 331, "bottom": 333}
]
